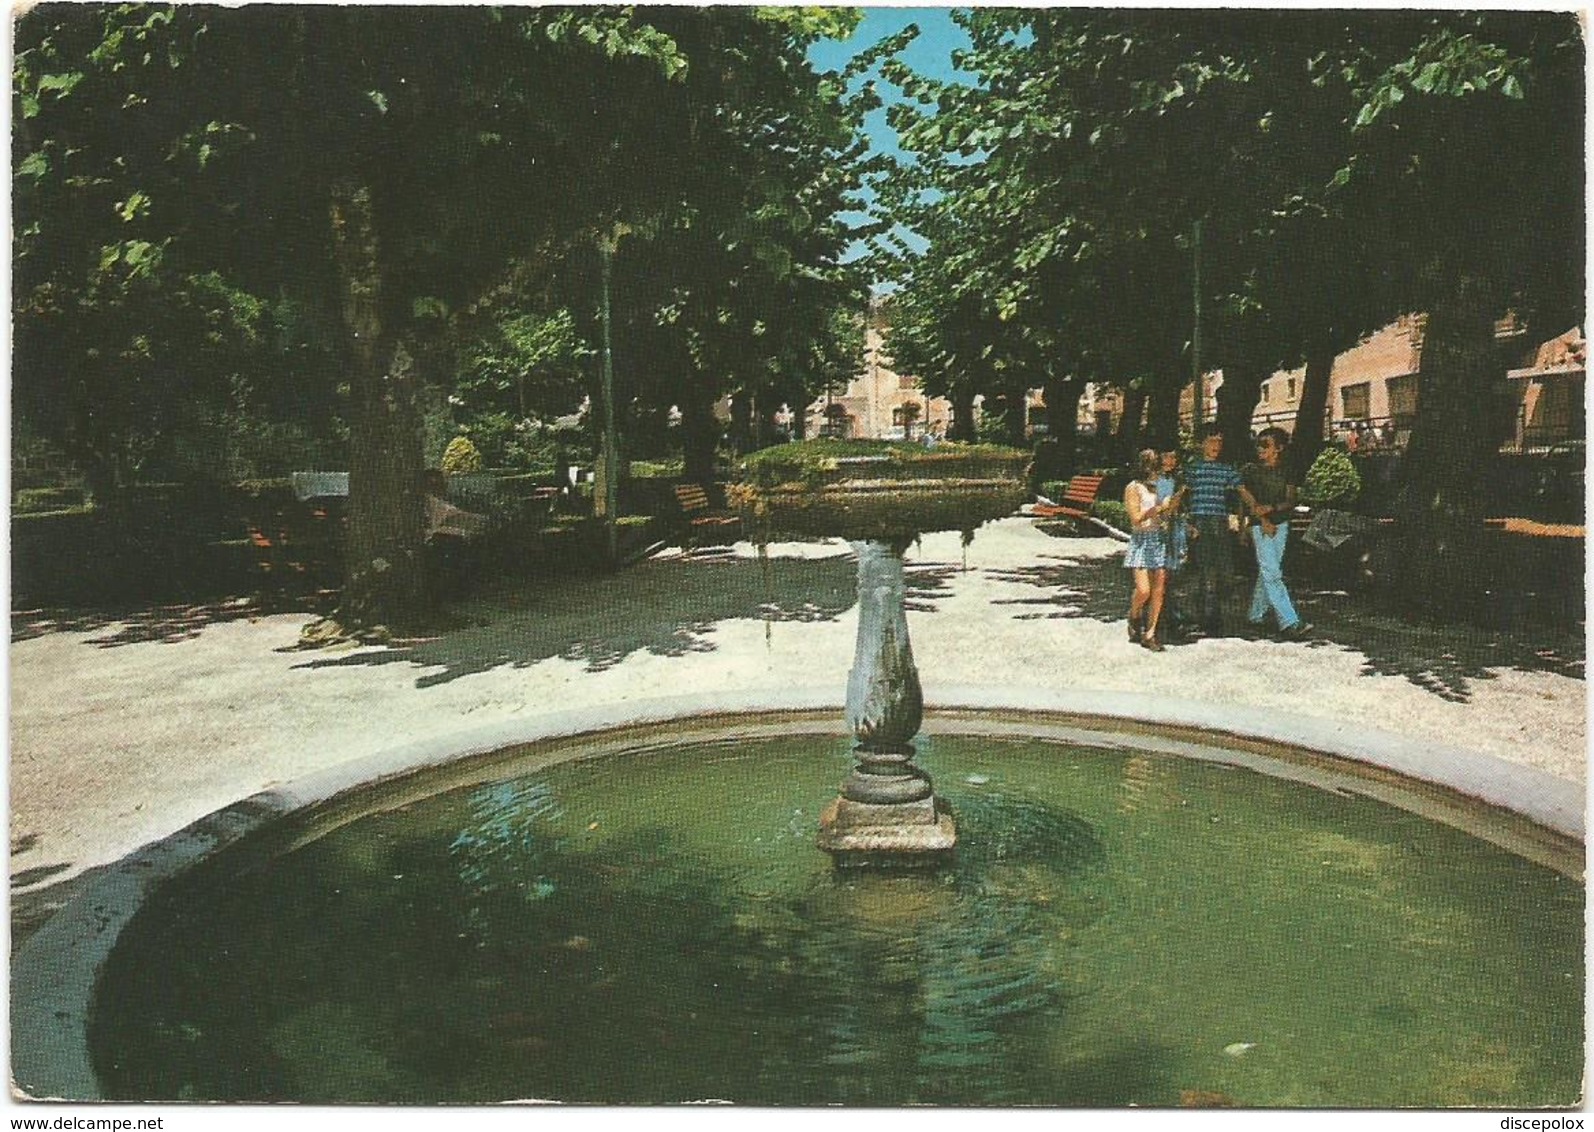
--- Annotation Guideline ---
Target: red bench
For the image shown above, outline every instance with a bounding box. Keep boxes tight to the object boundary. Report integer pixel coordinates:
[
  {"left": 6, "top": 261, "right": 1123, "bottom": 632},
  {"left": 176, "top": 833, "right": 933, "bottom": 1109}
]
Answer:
[{"left": 1033, "top": 474, "right": 1107, "bottom": 521}]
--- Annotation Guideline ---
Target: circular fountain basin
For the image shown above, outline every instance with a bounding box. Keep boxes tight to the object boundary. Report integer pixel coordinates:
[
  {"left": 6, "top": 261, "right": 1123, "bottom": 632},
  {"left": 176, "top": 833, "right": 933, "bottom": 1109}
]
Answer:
[{"left": 23, "top": 704, "right": 1578, "bottom": 1108}]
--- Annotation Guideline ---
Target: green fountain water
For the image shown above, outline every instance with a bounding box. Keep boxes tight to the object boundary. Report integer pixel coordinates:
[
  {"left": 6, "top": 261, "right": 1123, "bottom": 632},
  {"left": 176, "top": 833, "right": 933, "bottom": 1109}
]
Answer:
[{"left": 90, "top": 733, "right": 1583, "bottom": 1107}]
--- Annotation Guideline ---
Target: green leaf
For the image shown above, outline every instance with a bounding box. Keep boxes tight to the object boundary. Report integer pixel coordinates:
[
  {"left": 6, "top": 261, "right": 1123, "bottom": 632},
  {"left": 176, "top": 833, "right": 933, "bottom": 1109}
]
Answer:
[
  {"left": 1412, "top": 62, "right": 1445, "bottom": 94},
  {"left": 17, "top": 150, "right": 49, "bottom": 179},
  {"left": 116, "top": 190, "right": 151, "bottom": 222},
  {"left": 37, "top": 71, "right": 84, "bottom": 95}
]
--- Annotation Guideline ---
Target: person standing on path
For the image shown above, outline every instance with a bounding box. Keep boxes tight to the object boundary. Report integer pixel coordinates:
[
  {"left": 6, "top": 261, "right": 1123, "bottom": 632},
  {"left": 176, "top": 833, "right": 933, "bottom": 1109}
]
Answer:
[
  {"left": 1124, "top": 449, "right": 1172, "bottom": 652},
  {"left": 1241, "top": 427, "right": 1313, "bottom": 640},
  {"left": 1155, "top": 447, "right": 1192, "bottom": 638},
  {"left": 1182, "top": 426, "right": 1245, "bottom": 637}
]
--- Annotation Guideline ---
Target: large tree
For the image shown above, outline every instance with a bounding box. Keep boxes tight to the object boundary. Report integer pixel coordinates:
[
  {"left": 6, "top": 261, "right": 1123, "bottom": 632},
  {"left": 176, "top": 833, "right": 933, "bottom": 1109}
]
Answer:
[
  {"left": 873, "top": 8, "right": 1583, "bottom": 620},
  {"left": 15, "top": 4, "right": 876, "bottom": 628},
  {"left": 1328, "top": 14, "right": 1584, "bottom": 613}
]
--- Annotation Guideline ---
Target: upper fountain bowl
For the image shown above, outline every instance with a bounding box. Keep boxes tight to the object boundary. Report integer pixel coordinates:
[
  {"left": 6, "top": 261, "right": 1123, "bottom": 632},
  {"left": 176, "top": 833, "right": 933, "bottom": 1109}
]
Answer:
[{"left": 729, "top": 439, "right": 1031, "bottom": 543}]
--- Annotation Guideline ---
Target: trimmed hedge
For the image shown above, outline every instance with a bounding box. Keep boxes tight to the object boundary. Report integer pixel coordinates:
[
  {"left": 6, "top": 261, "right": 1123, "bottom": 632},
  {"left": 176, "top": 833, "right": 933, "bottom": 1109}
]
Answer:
[
  {"left": 1304, "top": 447, "right": 1362, "bottom": 508},
  {"left": 737, "top": 438, "right": 1031, "bottom": 489},
  {"left": 1091, "top": 500, "right": 1130, "bottom": 533}
]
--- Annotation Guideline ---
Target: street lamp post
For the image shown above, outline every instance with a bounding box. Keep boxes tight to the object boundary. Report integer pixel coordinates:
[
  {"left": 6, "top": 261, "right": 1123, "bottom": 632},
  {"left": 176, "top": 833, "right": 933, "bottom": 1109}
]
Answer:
[
  {"left": 597, "top": 226, "right": 625, "bottom": 564},
  {"left": 1191, "top": 217, "right": 1204, "bottom": 431}
]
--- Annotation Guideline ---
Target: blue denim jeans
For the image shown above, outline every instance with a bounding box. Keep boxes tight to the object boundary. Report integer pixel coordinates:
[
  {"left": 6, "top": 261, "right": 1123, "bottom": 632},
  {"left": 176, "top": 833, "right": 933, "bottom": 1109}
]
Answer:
[{"left": 1248, "top": 521, "right": 1301, "bottom": 629}]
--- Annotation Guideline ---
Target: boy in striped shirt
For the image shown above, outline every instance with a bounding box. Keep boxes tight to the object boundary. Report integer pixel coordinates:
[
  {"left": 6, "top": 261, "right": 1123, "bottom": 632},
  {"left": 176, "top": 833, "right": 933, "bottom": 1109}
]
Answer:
[{"left": 1183, "top": 426, "right": 1249, "bottom": 637}]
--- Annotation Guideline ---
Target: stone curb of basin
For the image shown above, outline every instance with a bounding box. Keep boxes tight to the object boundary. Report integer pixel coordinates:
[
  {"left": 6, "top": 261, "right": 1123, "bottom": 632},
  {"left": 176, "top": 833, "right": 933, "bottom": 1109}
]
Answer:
[{"left": 12, "top": 685, "right": 1584, "bottom": 1101}]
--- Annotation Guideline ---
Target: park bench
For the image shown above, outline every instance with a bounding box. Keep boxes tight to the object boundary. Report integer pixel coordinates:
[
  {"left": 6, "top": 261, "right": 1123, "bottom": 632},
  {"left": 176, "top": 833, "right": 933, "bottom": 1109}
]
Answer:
[
  {"left": 245, "top": 494, "right": 346, "bottom": 588},
  {"left": 1033, "top": 473, "right": 1106, "bottom": 521},
  {"left": 674, "top": 482, "right": 741, "bottom": 550},
  {"left": 1032, "top": 473, "right": 1127, "bottom": 541}
]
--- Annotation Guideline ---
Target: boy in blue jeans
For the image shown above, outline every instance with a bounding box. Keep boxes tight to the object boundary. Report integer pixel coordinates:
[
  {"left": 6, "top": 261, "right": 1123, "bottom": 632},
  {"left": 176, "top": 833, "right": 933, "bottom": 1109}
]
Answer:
[{"left": 1241, "top": 428, "right": 1313, "bottom": 640}]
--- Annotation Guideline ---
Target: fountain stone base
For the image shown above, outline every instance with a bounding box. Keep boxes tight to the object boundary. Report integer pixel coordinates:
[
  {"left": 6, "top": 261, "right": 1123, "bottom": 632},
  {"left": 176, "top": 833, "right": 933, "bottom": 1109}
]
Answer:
[{"left": 817, "top": 794, "right": 956, "bottom": 868}]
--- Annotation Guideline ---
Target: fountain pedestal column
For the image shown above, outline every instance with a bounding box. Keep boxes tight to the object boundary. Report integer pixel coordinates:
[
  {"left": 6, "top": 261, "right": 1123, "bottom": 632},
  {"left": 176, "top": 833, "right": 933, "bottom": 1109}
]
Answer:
[{"left": 818, "top": 538, "right": 955, "bottom": 867}]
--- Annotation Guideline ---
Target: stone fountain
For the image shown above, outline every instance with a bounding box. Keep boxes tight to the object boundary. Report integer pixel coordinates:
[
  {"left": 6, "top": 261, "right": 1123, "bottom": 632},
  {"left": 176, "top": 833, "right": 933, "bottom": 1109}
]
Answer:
[{"left": 730, "top": 440, "right": 1030, "bottom": 866}]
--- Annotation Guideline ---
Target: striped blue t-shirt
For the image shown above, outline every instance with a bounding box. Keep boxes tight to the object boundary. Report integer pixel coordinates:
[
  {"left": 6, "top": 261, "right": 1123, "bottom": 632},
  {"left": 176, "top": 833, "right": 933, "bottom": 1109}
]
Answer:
[{"left": 1185, "top": 459, "right": 1242, "bottom": 517}]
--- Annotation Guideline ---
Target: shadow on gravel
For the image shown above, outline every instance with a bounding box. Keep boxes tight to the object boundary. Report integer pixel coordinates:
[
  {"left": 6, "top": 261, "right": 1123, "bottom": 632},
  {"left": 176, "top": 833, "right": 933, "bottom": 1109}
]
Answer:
[
  {"left": 987, "top": 549, "right": 1584, "bottom": 704},
  {"left": 11, "top": 593, "right": 330, "bottom": 648},
  {"left": 292, "top": 553, "right": 875, "bottom": 687}
]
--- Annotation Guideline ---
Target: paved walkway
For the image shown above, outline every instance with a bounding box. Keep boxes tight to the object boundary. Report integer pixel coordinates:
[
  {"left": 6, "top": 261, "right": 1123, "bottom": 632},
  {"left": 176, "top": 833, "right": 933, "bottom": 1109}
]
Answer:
[{"left": 10, "top": 517, "right": 1585, "bottom": 914}]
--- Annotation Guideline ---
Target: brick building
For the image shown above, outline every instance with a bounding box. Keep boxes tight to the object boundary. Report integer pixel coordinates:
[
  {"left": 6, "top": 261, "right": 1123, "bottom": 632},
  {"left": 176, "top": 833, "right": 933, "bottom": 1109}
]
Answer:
[
  {"left": 1080, "top": 315, "right": 1585, "bottom": 452},
  {"left": 804, "top": 312, "right": 953, "bottom": 441},
  {"left": 812, "top": 304, "right": 1584, "bottom": 453}
]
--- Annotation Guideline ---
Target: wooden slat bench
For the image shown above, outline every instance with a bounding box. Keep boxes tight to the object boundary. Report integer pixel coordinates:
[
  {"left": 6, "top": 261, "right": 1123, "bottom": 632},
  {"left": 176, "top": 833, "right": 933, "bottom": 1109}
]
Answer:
[
  {"left": 1033, "top": 474, "right": 1107, "bottom": 521},
  {"left": 245, "top": 496, "right": 346, "bottom": 588},
  {"left": 674, "top": 482, "right": 741, "bottom": 549},
  {"left": 1032, "top": 473, "right": 1129, "bottom": 541},
  {"left": 1483, "top": 517, "right": 1586, "bottom": 539}
]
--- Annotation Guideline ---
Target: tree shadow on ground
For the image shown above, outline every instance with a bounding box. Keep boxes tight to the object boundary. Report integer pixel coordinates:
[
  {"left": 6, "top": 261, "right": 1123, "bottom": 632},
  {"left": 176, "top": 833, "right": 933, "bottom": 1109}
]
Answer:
[
  {"left": 986, "top": 549, "right": 1584, "bottom": 704},
  {"left": 10, "top": 593, "right": 332, "bottom": 648},
  {"left": 292, "top": 553, "right": 886, "bottom": 687}
]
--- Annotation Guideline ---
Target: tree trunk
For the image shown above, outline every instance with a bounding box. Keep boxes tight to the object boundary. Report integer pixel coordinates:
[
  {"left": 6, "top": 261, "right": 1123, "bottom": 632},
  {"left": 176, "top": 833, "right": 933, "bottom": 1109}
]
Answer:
[
  {"left": 757, "top": 395, "right": 780, "bottom": 450},
  {"left": 80, "top": 449, "right": 122, "bottom": 513},
  {"left": 1289, "top": 336, "right": 1338, "bottom": 481},
  {"left": 1115, "top": 387, "right": 1147, "bottom": 459},
  {"left": 681, "top": 382, "right": 718, "bottom": 485},
  {"left": 729, "top": 392, "right": 754, "bottom": 454},
  {"left": 950, "top": 389, "right": 976, "bottom": 443},
  {"left": 1001, "top": 388, "right": 1028, "bottom": 448},
  {"left": 1388, "top": 271, "right": 1501, "bottom": 618},
  {"left": 1214, "top": 358, "right": 1266, "bottom": 460},
  {"left": 1039, "top": 375, "right": 1083, "bottom": 481},
  {"left": 330, "top": 178, "right": 429, "bottom": 631},
  {"left": 1145, "top": 373, "right": 1183, "bottom": 450}
]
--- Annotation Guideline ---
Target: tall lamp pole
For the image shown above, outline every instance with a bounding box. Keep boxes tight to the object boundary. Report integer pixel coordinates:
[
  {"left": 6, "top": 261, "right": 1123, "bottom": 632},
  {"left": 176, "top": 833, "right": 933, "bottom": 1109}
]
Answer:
[
  {"left": 1191, "top": 218, "right": 1204, "bottom": 430},
  {"left": 597, "top": 226, "right": 624, "bottom": 564}
]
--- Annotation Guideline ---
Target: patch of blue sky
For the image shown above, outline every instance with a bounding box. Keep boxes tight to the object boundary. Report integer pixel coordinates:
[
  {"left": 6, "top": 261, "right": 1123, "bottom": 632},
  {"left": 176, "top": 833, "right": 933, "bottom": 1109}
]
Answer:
[{"left": 808, "top": 8, "right": 976, "bottom": 274}]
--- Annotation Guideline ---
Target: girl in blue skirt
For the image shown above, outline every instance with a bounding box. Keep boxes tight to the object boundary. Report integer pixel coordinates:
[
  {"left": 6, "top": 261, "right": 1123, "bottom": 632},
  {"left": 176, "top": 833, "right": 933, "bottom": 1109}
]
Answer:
[{"left": 1124, "top": 448, "right": 1178, "bottom": 651}]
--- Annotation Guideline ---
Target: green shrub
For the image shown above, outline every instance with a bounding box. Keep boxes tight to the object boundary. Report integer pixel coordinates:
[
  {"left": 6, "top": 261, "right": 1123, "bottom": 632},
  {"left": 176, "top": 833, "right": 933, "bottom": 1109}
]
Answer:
[
  {"left": 629, "top": 459, "right": 684, "bottom": 480},
  {"left": 14, "top": 486, "right": 85, "bottom": 513},
  {"left": 235, "top": 477, "right": 294, "bottom": 495},
  {"left": 737, "top": 438, "right": 1029, "bottom": 488},
  {"left": 441, "top": 436, "right": 484, "bottom": 475},
  {"left": 1091, "top": 500, "right": 1130, "bottom": 533},
  {"left": 1303, "top": 447, "right": 1361, "bottom": 508}
]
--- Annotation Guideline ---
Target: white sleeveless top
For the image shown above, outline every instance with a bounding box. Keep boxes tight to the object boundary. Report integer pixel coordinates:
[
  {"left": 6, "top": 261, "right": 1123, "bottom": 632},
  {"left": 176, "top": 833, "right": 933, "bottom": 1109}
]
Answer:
[{"left": 1127, "top": 481, "right": 1161, "bottom": 531}]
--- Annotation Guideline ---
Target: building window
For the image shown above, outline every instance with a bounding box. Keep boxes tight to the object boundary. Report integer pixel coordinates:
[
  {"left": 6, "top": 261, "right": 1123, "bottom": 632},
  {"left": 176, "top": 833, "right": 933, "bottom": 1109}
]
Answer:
[
  {"left": 1260, "top": 381, "right": 1269, "bottom": 402},
  {"left": 1287, "top": 377, "right": 1296, "bottom": 400},
  {"left": 1386, "top": 374, "right": 1419, "bottom": 427},
  {"left": 892, "top": 402, "right": 922, "bottom": 436},
  {"left": 1342, "top": 383, "right": 1370, "bottom": 420}
]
